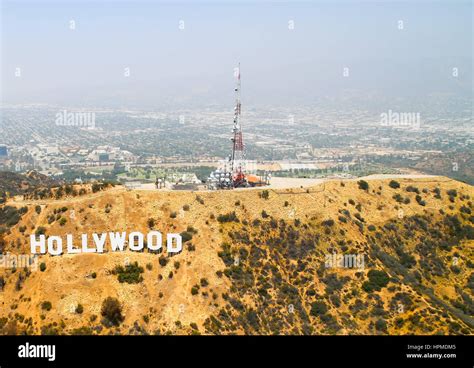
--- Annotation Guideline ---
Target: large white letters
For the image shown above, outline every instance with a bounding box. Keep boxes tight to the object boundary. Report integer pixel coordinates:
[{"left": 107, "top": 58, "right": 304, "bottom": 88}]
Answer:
[
  {"left": 29, "top": 232, "right": 182, "bottom": 255},
  {"left": 30, "top": 235, "right": 46, "bottom": 254}
]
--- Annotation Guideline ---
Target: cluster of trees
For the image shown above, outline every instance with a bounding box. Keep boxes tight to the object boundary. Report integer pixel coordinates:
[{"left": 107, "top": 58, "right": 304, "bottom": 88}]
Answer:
[
  {"left": 112, "top": 262, "right": 144, "bottom": 284},
  {"left": 24, "top": 181, "right": 114, "bottom": 200},
  {"left": 415, "top": 195, "right": 426, "bottom": 206},
  {"left": 180, "top": 226, "right": 197, "bottom": 243},
  {"left": 362, "top": 270, "right": 390, "bottom": 292},
  {"left": 393, "top": 193, "right": 410, "bottom": 204},
  {"left": 25, "top": 185, "right": 85, "bottom": 200},
  {"left": 358, "top": 180, "right": 369, "bottom": 191},
  {"left": 91, "top": 182, "right": 114, "bottom": 193},
  {"left": 0, "top": 206, "right": 27, "bottom": 228},
  {"left": 217, "top": 211, "right": 239, "bottom": 223},
  {"left": 389, "top": 180, "right": 400, "bottom": 189},
  {"left": 101, "top": 297, "right": 124, "bottom": 327}
]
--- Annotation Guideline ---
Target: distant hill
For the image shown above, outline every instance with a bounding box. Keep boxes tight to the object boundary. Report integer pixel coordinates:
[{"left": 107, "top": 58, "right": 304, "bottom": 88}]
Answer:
[
  {"left": 412, "top": 152, "right": 474, "bottom": 185},
  {"left": 0, "top": 177, "right": 472, "bottom": 335},
  {"left": 0, "top": 171, "right": 61, "bottom": 197}
]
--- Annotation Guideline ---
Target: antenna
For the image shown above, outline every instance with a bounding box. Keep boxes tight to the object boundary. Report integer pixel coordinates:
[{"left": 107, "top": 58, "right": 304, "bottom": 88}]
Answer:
[{"left": 230, "top": 63, "right": 245, "bottom": 187}]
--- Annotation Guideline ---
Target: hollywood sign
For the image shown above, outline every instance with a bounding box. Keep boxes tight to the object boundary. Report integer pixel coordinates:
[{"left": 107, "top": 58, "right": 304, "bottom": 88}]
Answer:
[{"left": 30, "top": 231, "right": 182, "bottom": 256}]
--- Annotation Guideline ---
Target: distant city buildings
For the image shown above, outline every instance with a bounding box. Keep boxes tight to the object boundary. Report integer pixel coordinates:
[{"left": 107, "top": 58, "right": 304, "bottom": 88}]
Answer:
[{"left": 0, "top": 104, "right": 471, "bottom": 182}]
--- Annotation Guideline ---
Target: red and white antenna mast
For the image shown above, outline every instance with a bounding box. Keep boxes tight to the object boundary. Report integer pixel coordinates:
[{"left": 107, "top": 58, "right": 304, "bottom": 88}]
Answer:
[{"left": 230, "top": 63, "right": 245, "bottom": 185}]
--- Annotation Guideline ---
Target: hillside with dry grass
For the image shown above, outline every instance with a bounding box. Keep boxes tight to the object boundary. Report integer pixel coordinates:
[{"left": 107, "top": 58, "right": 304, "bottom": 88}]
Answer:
[{"left": 0, "top": 177, "right": 473, "bottom": 335}]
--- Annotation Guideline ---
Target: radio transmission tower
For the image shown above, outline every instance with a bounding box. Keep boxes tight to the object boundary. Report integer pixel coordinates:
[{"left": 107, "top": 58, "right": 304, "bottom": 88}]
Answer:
[{"left": 230, "top": 63, "right": 246, "bottom": 187}]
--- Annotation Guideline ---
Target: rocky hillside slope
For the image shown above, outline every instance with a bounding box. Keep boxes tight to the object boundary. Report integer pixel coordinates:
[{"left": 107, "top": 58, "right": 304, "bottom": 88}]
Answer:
[{"left": 0, "top": 177, "right": 472, "bottom": 335}]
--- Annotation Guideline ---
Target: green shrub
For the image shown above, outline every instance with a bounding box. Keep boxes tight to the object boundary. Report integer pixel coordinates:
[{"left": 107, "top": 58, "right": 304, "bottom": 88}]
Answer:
[
  {"left": 362, "top": 270, "right": 390, "bottom": 292},
  {"left": 310, "top": 301, "right": 328, "bottom": 316},
  {"left": 322, "top": 219, "right": 335, "bottom": 227},
  {"left": 392, "top": 194, "right": 404, "bottom": 203},
  {"left": 113, "top": 262, "right": 144, "bottom": 284},
  {"left": 180, "top": 231, "right": 193, "bottom": 243},
  {"left": 147, "top": 218, "right": 155, "bottom": 228},
  {"left": 187, "top": 226, "right": 197, "bottom": 234},
  {"left": 200, "top": 278, "right": 209, "bottom": 287},
  {"left": 389, "top": 180, "right": 400, "bottom": 189},
  {"left": 358, "top": 180, "right": 369, "bottom": 191},
  {"left": 375, "top": 318, "right": 388, "bottom": 332},
  {"left": 101, "top": 297, "right": 124, "bottom": 326},
  {"left": 41, "top": 301, "right": 52, "bottom": 311},
  {"left": 159, "top": 256, "right": 168, "bottom": 267},
  {"left": 71, "top": 326, "right": 92, "bottom": 335},
  {"left": 447, "top": 189, "right": 457, "bottom": 198},
  {"left": 406, "top": 186, "right": 420, "bottom": 194},
  {"left": 415, "top": 195, "right": 426, "bottom": 206},
  {"left": 35, "top": 227, "right": 46, "bottom": 236},
  {"left": 260, "top": 190, "right": 270, "bottom": 200},
  {"left": 217, "top": 212, "right": 239, "bottom": 223}
]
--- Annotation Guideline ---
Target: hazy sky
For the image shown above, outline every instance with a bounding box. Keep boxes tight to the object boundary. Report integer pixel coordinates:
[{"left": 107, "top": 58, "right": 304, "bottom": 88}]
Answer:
[{"left": 1, "top": 0, "right": 472, "bottom": 108}]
